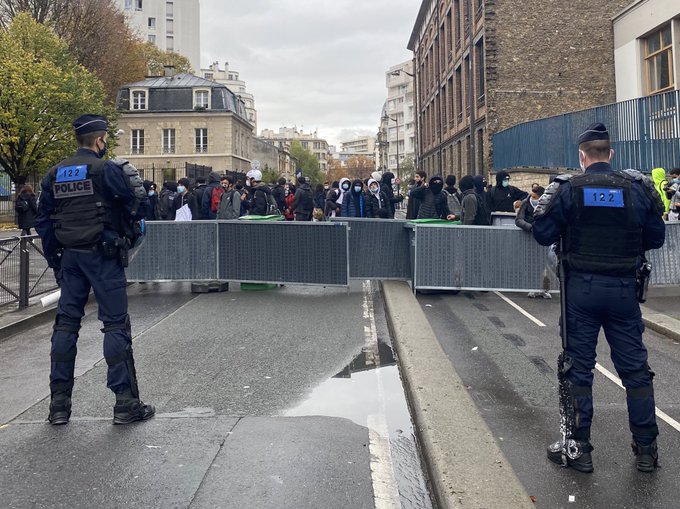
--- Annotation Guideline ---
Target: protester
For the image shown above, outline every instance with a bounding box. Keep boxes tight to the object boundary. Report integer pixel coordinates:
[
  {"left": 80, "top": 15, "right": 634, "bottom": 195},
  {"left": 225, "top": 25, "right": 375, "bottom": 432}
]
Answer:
[
  {"left": 216, "top": 176, "right": 241, "bottom": 219},
  {"left": 158, "top": 181, "right": 178, "bottom": 220},
  {"left": 406, "top": 170, "right": 427, "bottom": 219},
  {"left": 460, "top": 175, "right": 488, "bottom": 225},
  {"left": 325, "top": 181, "right": 341, "bottom": 218},
  {"left": 142, "top": 181, "right": 159, "bottom": 220},
  {"left": 381, "top": 171, "right": 403, "bottom": 218},
  {"left": 444, "top": 175, "right": 462, "bottom": 220},
  {"left": 651, "top": 168, "right": 671, "bottom": 215},
  {"left": 487, "top": 171, "right": 528, "bottom": 213},
  {"left": 283, "top": 183, "right": 295, "bottom": 220},
  {"left": 666, "top": 168, "right": 680, "bottom": 221},
  {"left": 272, "top": 177, "right": 287, "bottom": 213},
  {"left": 342, "top": 179, "right": 368, "bottom": 217},
  {"left": 473, "top": 175, "right": 491, "bottom": 224},
  {"left": 174, "top": 178, "right": 199, "bottom": 220},
  {"left": 248, "top": 170, "right": 276, "bottom": 216},
  {"left": 410, "top": 176, "right": 456, "bottom": 220},
  {"left": 200, "top": 171, "right": 224, "bottom": 220},
  {"left": 515, "top": 185, "right": 544, "bottom": 232},
  {"left": 292, "top": 176, "right": 314, "bottom": 221},
  {"left": 192, "top": 176, "right": 207, "bottom": 219},
  {"left": 336, "top": 178, "right": 351, "bottom": 216},
  {"left": 313, "top": 183, "right": 326, "bottom": 210},
  {"left": 14, "top": 184, "right": 37, "bottom": 235},
  {"left": 366, "top": 178, "right": 389, "bottom": 218}
]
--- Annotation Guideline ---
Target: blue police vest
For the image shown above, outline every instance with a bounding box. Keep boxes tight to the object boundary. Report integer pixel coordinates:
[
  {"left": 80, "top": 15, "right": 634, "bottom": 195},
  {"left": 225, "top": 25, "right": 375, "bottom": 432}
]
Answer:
[{"left": 565, "top": 171, "right": 642, "bottom": 276}]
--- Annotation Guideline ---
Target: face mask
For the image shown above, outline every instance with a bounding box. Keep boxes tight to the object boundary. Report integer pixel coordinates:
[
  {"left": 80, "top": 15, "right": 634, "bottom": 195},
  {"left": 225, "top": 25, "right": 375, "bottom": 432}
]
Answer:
[
  {"left": 177, "top": 185, "right": 186, "bottom": 194},
  {"left": 148, "top": 191, "right": 155, "bottom": 197},
  {"left": 430, "top": 182, "right": 443, "bottom": 194},
  {"left": 673, "top": 178, "right": 680, "bottom": 184},
  {"left": 354, "top": 186, "right": 362, "bottom": 193},
  {"left": 284, "top": 190, "right": 289, "bottom": 196},
  {"left": 245, "top": 179, "right": 251, "bottom": 187},
  {"left": 530, "top": 198, "right": 540, "bottom": 208},
  {"left": 502, "top": 180, "right": 510, "bottom": 188},
  {"left": 98, "top": 139, "right": 107, "bottom": 158},
  {"left": 370, "top": 186, "right": 379, "bottom": 194},
  {"left": 342, "top": 183, "right": 350, "bottom": 191},
  {"left": 324, "top": 185, "right": 329, "bottom": 190}
]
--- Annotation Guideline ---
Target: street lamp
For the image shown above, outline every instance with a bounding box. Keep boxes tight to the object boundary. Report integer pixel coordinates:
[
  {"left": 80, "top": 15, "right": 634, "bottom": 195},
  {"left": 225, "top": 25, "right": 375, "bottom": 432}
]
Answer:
[
  {"left": 389, "top": 68, "right": 418, "bottom": 173},
  {"left": 382, "top": 113, "right": 399, "bottom": 181}
]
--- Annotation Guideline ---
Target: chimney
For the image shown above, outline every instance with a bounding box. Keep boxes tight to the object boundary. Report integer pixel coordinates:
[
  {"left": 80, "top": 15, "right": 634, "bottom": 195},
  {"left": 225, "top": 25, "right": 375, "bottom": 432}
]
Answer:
[{"left": 164, "top": 65, "right": 176, "bottom": 78}]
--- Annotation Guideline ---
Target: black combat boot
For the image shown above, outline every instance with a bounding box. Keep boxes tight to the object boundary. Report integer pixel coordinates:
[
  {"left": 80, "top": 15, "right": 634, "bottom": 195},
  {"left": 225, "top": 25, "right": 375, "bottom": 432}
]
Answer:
[
  {"left": 113, "top": 390, "right": 155, "bottom": 425},
  {"left": 48, "top": 391, "right": 72, "bottom": 425},
  {"left": 632, "top": 440, "right": 658, "bottom": 472},
  {"left": 547, "top": 439, "right": 594, "bottom": 473}
]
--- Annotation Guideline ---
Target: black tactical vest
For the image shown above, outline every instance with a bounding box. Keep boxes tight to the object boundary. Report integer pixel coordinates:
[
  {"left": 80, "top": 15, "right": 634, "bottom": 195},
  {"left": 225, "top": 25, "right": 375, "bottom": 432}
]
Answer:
[
  {"left": 49, "top": 154, "right": 116, "bottom": 248},
  {"left": 564, "top": 171, "right": 642, "bottom": 276}
]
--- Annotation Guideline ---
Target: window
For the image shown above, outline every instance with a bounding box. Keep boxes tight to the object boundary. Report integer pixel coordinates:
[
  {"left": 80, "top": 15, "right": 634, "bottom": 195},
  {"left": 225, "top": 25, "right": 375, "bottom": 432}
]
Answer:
[
  {"left": 166, "top": 19, "right": 174, "bottom": 34},
  {"left": 476, "top": 38, "right": 485, "bottom": 102},
  {"left": 313, "top": 141, "right": 321, "bottom": 149},
  {"left": 148, "top": 17, "right": 156, "bottom": 29},
  {"left": 131, "top": 130, "right": 144, "bottom": 155},
  {"left": 124, "top": 0, "right": 132, "bottom": 9},
  {"left": 162, "top": 129, "right": 175, "bottom": 154},
  {"left": 148, "top": 34, "right": 156, "bottom": 43},
  {"left": 194, "top": 89, "right": 209, "bottom": 108},
  {"left": 195, "top": 128, "right": 208, "bottom": 153},
  {"left": 204, "top": 72, "right": 213, "bottom": 80},
  {"left": 645, "top": 25, "right": 674, "bottom": 95},
  {"left": 302, "top": 142, "right": 309, "bottom": 149},
  {"left": 455, "top": 65, "right": 463, "bottom": 122},
  {"left": 131, "top": 90, "right": 147, "bottom": 110},
  {"left": 166, "top": 35, "right": 174, "bottom": 51},
  {"left": 166, "top": 1, "right": 173, "bottom": 18},
  {"left": 135, "top": 0, "right": 142, "bottom": 10}
]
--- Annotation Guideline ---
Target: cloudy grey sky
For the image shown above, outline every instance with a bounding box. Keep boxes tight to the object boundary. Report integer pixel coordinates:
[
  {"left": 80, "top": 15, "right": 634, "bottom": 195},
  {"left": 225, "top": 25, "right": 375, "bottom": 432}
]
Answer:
[{"left": 200, "top": 0, "right": 420, "bottom": 147}]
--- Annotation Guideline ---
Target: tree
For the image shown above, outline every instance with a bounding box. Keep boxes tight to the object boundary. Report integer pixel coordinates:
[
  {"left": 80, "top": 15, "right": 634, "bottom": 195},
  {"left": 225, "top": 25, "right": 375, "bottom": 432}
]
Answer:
[
  {"left": 345, "top": 155, "right": 375, "bottom": 181},
  {"left": 0, "top": 14, "right": 112, "bottom": 184},
  {"left": 141, "top": 42, "right": 193, "bottom": 77},
  {"left": 0, "top": 0, "right": 154, "bottom": 103},
  {"left": 289, "top": 141, "right": 323, "bottom": 184},
  {"left": 261, "top": 165, "right": 280, "bottom": 185}
]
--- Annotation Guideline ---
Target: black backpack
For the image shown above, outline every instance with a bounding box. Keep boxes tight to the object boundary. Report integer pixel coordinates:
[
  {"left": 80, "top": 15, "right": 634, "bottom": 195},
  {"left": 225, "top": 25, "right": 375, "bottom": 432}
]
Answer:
[{"left": 159, "top": 189, "right": 177, "bottom": 220}]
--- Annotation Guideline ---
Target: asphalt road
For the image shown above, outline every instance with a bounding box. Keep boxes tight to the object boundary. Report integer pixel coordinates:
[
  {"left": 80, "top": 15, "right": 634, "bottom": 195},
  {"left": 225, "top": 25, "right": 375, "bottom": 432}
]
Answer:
[
  {"left": 0, "top": 281, "right": 432, "bottom": 509},
  {"left": 419, "top": 289, "right": 680, "bottom": 509}
]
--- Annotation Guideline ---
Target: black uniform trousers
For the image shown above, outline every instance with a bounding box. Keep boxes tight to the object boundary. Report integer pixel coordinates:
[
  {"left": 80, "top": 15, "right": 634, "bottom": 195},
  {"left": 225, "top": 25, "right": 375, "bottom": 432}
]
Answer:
[
  {"left": 50, "top": 248, "right": 135, "bottom": 395},
  {"left": 565, "top": 272, "right": 657, "bottom": 445}
]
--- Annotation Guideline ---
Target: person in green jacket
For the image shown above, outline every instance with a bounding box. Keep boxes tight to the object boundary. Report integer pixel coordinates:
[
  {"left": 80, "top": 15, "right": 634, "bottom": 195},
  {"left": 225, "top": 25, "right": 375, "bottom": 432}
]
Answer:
[{"left": 651, "top": 168, "right": 670, "bottom": 214}]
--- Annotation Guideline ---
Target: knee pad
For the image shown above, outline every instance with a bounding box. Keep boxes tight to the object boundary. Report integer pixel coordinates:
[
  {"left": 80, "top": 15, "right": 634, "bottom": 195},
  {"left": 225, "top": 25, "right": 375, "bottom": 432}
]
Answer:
[
  {"left": 53, "top": 314, "right": 81, "bottom": 334},
  {"left": 101, "top": 314, "right": 131, "bottom": 337}
]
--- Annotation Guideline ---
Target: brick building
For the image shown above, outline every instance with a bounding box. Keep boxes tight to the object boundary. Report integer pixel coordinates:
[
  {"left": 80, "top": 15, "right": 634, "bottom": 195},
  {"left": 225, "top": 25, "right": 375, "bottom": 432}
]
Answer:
[{"left": 408, "top": 0, "right": 631, "bottom": 180}]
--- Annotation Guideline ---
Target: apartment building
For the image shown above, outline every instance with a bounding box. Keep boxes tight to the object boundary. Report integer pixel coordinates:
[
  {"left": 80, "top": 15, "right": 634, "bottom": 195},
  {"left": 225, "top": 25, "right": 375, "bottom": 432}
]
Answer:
[
  {"left": 116, "top": 0, "right": 201, "bottom": 72},
  {"left": 259, "top": 127, "right": 331, "bottom": 172},
  {"left": 614, "top": 0, "right": 680, "bottom": 101},
  {"left": 408, "top": 0, "right": 630, "bottom": 178},
  {"left": 381, "top": 61, "right": 416, "bottom": 177},
  {"left": 115, "top": 73, "right": 253, "bottom": 173},
  {"left": 201, "top": 62, "right": 258, "bottom": 133}
]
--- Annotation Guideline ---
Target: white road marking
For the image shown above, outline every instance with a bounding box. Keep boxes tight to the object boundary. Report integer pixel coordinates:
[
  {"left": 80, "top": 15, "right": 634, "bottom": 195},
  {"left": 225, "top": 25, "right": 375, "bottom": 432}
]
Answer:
[
  {"left": 495, "top": 291, "right": 680, "bottom": 434},
  {"left": 363, "top": 281, "right": 401, "bottom": 509},
  {"left": 493, "top": 291, "right": 547, "bottom": 327}
]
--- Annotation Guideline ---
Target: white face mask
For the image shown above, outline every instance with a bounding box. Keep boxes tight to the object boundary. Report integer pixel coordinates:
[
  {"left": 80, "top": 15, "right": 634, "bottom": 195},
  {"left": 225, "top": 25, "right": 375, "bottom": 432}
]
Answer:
[{"left": 530, "top": 198, "right": 540, "bottom": 208}]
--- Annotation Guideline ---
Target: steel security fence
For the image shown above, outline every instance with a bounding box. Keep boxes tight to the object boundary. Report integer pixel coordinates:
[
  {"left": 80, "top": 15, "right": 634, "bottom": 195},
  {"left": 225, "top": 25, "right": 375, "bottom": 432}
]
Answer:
[
  {"left": 493, "top": 90, "right": 680, "bottom": 172},
  {"left": 0, "top": 235, "right": 57, "bottom": 308}
]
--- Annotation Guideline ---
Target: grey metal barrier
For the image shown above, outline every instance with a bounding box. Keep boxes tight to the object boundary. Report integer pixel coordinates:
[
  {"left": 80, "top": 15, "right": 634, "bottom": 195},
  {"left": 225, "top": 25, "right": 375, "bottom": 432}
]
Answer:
[
  {"left": 126, "top": 221, "right": 350, "bottom": 286},
  {"left": 217, "top": 221, "right": 349, "bottom": 286},
  {"left": 330, "top": 217, "right": 411, "bottom": 280},
  {"left": 411, "top": 225, "right": 552, "bottom": 292},
  {"left": 648, "top": 222, "right": 680, "bottom": 287}
]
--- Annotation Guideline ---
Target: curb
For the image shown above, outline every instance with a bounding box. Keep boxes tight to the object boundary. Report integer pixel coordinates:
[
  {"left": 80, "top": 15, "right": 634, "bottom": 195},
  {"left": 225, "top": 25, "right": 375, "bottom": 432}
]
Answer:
[
  {"left": 641, "top": 306, "right": 680, "bottom": 343},
  {"left": 0, "top": 305, "right": 57, "bottom": 343},
  {"left": 381, "top": 281, "right": 533, "bottom": 509}
]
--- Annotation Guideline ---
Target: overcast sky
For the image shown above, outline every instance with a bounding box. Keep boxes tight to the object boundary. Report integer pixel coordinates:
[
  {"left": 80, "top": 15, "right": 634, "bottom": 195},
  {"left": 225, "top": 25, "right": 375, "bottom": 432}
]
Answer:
[{"left": 200, "top": 0, "right": 420, "bottom": 147}]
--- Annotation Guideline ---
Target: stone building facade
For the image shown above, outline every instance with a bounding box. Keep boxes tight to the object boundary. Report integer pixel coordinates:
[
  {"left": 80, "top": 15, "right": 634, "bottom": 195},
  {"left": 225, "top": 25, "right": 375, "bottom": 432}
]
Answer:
[
  {"left": 408, "top": 0, "right": 630, "bottom": 180},
  {"left": 116, "top": 74, "right": 253, "bottom": 175},
  {"left": 259, "top": 127, "right": 331, "bottom": 172}
]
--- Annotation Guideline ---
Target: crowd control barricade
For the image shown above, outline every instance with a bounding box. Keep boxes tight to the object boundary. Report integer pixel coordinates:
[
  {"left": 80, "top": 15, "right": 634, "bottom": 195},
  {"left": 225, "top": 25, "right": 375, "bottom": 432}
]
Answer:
[
  {"left": 217, "top": 221, "right": 349, "bottom": 286},
  {"left": 648, "top": 222, "right": 680, "bottom": 287},
  {"left": 330, "top": 218, "right": 411, "bottom": 280},
  {"left": 126, "top": 221, "right": 219, "bottom": 281},
  {"left": 411, "top": 224, "right": 554, "bottom": 292},
  {"left": 126, "top": 220, "right": 350, "bottom": 286}
]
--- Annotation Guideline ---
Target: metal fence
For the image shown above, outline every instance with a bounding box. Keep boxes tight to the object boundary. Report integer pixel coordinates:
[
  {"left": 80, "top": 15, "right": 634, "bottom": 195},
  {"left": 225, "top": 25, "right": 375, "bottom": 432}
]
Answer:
[
  {"left": 135, "top": 162, "right": 213, "bottom": 185},
  {"left": 0, "top": 235, "right": 57, "bottom": 308},
  {"left": 493, "top": 90, "right": 680, "bottom": 172}
]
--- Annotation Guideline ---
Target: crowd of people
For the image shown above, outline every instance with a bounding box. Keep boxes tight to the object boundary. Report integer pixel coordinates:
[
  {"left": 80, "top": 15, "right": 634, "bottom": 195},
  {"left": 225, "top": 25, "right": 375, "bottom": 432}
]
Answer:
[{"left": 137, "top": 166, "right": 680, "bottom": 225}]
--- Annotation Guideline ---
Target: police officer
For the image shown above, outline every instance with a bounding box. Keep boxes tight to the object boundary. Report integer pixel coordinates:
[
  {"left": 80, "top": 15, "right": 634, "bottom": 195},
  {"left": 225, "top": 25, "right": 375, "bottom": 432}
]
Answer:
[
  {"left": 35, "top": 114, "right": 155, "bottom": 425},
  {"left": 533, "top": 123, "right": 665, "bottom": 473}
]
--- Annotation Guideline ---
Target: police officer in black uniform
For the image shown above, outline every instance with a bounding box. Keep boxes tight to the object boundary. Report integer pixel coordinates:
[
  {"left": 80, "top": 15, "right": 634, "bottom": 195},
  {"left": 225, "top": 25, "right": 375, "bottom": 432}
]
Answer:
[
  {"left": 533, "top": 123, "right": 666, "bottom": 473},
  {"left": 35, "top": 114, "right": 155, "bottom": 425}
]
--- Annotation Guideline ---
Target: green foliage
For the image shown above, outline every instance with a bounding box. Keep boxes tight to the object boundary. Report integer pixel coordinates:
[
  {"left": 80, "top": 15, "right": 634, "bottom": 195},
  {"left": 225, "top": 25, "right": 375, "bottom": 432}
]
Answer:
[
  {"left": 261, "top": 165, "right": 280, "bottom": 185},
  {"left": 142, "top": 42, "right": 193, "bottom": 76},
  {"left": 289, "top": 140, "right": 323, "bottom": 184},
  {"left": 0, "top": 13, "right": 112, "bottom": 183}
]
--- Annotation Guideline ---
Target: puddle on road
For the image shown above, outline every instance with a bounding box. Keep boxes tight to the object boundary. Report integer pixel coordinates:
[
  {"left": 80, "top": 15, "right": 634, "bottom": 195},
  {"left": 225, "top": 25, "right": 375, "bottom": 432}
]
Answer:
[{"left": 285, "top": 284, "right": 434, "bottom": 509}]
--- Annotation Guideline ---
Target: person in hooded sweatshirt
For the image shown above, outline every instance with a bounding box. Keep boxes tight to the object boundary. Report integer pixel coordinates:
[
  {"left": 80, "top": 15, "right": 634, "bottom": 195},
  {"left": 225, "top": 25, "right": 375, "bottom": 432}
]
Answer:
[
  {"left": 380, "top": 171, "right": 403, "bottom": 218},
  {"left": 201, "top": 171, "right": 225, "bottom": 220},
  {"left": 248, "top": 170, "right": 275, "bottom": 216},
  {"left": 410, "top": 176, "right": 456, "bottom": 220},
  {"left": 325, "top": 181, "right": 341, "bottom": 218},
  {"left": 366, "top": 178, "right": 389, "bottom": 218},
  {"left": 292, "top": 176, "right": 314, "bottom": 221},
  {"left": 443, "top": 175, "right": 462, "bottom": 219},
  {"left": 342, "top": 179, "right": 368, "bottom": 217},
  {"left": 486, "top": 171, "right": 527, "bottom": 213},
  {"left": 336, "top": 178, "right": 351, "bottom": 216},
  {"left": 461, "top": 175, "right": 488, "bottom": 225},
  {"left": 473, "top": 175, "right": 492, "bottom": 224},
  {"left": 651, "top": 168, "right": 671, "bottom": 215}
]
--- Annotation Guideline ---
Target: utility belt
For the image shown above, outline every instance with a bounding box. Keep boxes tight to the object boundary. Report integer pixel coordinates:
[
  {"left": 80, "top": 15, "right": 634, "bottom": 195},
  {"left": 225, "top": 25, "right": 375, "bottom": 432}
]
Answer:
[{"left": 66, "top": 237, "right": 130, "bottom": 267}]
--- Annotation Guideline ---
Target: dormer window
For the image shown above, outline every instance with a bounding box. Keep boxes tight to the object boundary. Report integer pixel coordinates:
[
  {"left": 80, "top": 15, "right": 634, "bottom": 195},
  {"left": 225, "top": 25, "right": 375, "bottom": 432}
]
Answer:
[
  {"left": 194, "top": 89, "right": 210, "bottom": 109},
  {"left": 131, "top": 89, "right": 147, "bottom": 110}
]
